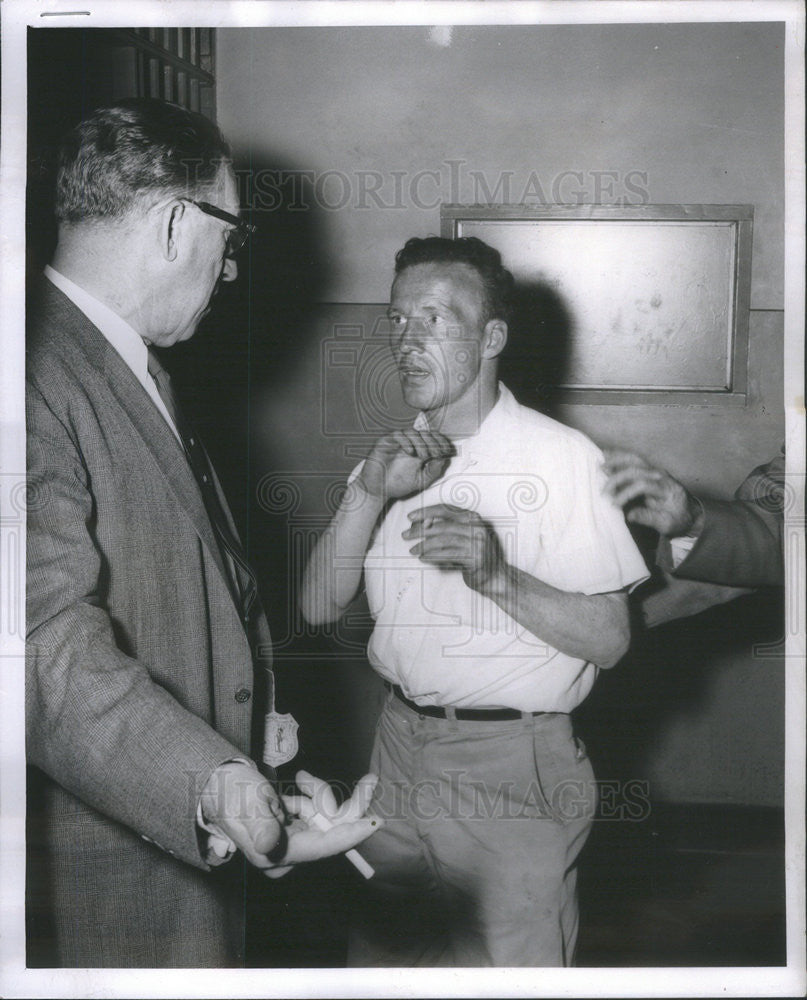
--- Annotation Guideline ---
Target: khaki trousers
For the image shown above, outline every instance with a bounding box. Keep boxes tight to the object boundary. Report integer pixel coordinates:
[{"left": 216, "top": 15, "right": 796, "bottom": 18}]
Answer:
[{"left": 349, "top": 691, "right": 596, "bottom": 967}]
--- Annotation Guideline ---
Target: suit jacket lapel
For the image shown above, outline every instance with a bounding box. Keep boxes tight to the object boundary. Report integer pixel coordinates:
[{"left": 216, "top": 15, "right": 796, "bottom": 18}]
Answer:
[
  {"left": 36, "top": 281, "right": 239, "bottom": 608},
  {"left": 106, "top": 352, "right": 234, "bottom": 582}
]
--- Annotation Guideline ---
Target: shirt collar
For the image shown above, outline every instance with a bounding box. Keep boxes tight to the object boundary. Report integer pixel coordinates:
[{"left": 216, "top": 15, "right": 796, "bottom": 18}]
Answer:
[
  {"left": 44, "top": 265, "right": 150, "bottom": 384},
  {"left": 414, "top": 381, "right": 515, "bottom": 455}
]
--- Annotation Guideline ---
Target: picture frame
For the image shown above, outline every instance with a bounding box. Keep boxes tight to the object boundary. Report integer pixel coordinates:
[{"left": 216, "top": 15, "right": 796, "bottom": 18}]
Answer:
[{"left": 441, "top": 203, "right": 754, "bottom": 405}]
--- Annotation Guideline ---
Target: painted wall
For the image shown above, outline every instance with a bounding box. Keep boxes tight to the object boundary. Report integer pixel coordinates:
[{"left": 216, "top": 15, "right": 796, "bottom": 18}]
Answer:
[
  {"left": 218, "top": 22, "right": 783, "bottom": 307},
  {"left": 212, "top": 22, "right": 785, "bottom": 806}
]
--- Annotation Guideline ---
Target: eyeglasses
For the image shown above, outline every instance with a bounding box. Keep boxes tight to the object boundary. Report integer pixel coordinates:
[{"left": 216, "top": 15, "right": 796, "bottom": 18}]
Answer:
[{"left": 187, "top": 200, "right": 257, "bottom": 258}]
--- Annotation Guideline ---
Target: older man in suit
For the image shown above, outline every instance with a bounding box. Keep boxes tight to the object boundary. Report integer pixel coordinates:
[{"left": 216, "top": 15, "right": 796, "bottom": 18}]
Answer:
[{"left": 26, "top": 99, "right": 377, "bottom": 968}]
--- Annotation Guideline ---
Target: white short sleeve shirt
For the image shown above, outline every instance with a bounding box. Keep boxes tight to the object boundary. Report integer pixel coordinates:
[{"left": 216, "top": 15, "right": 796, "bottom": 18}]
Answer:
[{"left": 362, "top": 384, "right": 649, "bottom": 713}]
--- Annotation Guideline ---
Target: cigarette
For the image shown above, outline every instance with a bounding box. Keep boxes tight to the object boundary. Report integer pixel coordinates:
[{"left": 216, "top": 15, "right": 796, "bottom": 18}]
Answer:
[{"left": 308, "top": 812, "right": 375, "bottom": 879}]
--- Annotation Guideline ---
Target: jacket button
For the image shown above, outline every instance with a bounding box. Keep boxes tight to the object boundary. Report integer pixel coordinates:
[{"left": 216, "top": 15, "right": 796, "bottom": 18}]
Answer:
[{"left": 235, "top": 687, "right": 252, "bottom": 703}]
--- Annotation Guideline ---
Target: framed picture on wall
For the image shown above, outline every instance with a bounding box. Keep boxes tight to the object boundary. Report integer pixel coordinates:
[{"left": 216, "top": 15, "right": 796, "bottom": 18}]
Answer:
[{"left": 441, "top": 203, "right": 753, "bottom": 405}]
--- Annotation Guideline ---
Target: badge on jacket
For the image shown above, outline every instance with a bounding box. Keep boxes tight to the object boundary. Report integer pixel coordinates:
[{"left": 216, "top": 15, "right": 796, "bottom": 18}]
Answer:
[{"left": 263, "top": 711, "right": 299, "bottom": 767}]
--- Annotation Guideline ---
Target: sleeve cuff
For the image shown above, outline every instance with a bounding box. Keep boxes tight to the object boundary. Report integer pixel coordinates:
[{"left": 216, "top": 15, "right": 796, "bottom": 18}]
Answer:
[
  {"left": 196, "top": 756, "right": 253, "bottom": 866},
  {"left": 664, "top": 497, "right": 706, "bottom": 570},
  {"left": 669, "top": 534, "right": 698, "bottom": 569}
]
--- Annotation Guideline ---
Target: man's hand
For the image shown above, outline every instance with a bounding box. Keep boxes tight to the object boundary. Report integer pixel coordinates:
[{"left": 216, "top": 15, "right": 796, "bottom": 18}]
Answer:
[
  {"left": 267, "top": 770, "right": 382, "bottom": 879},
  {"left": 357, "top": 430, "right": 454, "bottom": 503},
  {"left": 299, "top": 430, "right": 453, "bottom": 627},
  {"left": 602, "top": 449, "right": 704, "bottom": 538},
  {"left": 199, "top": 761, "right": 286, "bottom": 868},
  {"left": 201, "top": 764, "right": 382, "bottom": 879},
  {"left": 404, "top": 503, "right": 507, "bottom": 592}
]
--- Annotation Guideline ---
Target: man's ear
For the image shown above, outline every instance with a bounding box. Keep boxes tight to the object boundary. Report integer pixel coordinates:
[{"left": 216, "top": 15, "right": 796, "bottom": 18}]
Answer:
[
  {"left": 159, "top": 200, "right": 186, "bottom": 263},
  {"left": 482, "top": 318, "right": 508, "bottom": 359}
]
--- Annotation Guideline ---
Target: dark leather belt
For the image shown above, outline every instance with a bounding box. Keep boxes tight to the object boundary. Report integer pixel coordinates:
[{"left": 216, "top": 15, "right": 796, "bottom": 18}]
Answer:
[{"left": 387, "top": 682, "right": 544, "bottom": 721}]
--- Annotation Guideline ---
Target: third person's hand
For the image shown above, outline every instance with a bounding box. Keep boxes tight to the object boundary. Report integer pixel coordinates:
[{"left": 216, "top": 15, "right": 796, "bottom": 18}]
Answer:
[{"left": 602, "top": 449, "right": 703, "bottom": 538}]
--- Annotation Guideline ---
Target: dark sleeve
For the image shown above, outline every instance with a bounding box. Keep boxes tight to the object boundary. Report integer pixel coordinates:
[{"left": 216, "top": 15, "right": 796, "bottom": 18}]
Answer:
[{"left": 666, "top": 452, "right": 785, "bottom": 587}]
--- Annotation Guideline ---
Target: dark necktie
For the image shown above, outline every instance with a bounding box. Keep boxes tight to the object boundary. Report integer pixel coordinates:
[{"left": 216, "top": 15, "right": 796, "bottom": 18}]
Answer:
[{"left": 147, "top": 348, "right": 258, "bottom": 631}]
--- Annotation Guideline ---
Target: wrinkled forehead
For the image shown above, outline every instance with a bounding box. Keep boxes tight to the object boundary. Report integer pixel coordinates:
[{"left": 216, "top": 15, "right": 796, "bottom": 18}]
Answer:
[{"left": 390, "top": 261, "right": 486, "bottom": 309}]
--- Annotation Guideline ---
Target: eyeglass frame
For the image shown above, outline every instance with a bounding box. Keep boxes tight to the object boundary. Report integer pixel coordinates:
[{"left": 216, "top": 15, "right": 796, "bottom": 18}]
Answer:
[{"left": 186, "top": 199, "right": 257, "bottom": 258}]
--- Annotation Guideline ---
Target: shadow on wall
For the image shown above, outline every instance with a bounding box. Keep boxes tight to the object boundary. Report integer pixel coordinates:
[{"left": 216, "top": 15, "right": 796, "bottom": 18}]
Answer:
[
  {"left": 576, "top": 586, "right": 784, "bottom": 801},
  {"left": 172, "top": 156, "right": 331, "bottom": 470},
  {"left": 500, "top": 279, "right": 574, "bottom": 419},
  {"left": 174, "top": 161, "right": 384, "bottom": 786},
  {"left": 170, "top": 161, "right": 344, "bottom": 770}
]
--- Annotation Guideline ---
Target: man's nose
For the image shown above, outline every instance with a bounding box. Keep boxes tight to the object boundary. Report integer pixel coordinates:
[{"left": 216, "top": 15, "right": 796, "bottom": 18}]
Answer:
[
  {"left": 222, "top": 257, "right": 238, "bottom": 282},
  {"left": 396, "top": 318, "right": 426, "bottom": 351}
]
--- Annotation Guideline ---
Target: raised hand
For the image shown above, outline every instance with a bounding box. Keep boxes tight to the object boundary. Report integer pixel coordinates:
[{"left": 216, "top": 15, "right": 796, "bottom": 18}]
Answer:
[
  {"left": 357, "top": 430, "right": 455, "bottom": 502},
  {"left": 602, "top": 449, "right": 703, "bottom": 537},
  {"left": 403, "top": 503, "right": 506, "bottom": 592}
]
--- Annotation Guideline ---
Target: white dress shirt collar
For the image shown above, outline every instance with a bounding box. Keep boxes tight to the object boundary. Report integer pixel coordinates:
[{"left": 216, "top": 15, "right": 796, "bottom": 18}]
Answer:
[
  {"left": 413, "top": 381, "right": 510, "bottom": 456},
  {"left": 44, "top": 265, "right": 151, "bottom": 382},
  {"left": 44, "top": 265, "right": 180, "bottom": 439}
]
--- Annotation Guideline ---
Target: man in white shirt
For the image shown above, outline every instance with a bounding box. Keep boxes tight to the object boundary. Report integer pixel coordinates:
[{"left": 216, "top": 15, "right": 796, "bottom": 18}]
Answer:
[
  {"left": 301, "top": 236, "right": 648, "bottom": 966},
  {"left": 26, "top": 98, "right": 378, "bottom": 967}
]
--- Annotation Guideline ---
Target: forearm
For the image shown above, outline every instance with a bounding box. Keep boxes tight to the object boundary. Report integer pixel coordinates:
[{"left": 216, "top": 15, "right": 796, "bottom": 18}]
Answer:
[
  {"left": 27, "top": 611, "right": 245, "bottom": 868},
  {"left": 478, "top": 564, "right": 631, "bottom": 668},
  {"left": 300, "top": 483, "right": 385, "bottom": 624}
]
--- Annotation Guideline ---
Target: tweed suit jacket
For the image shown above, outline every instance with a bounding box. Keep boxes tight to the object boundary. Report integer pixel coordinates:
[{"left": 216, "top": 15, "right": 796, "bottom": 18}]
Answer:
[{"left": 25, "top": 279, "right": 272, "bottom": 967}]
